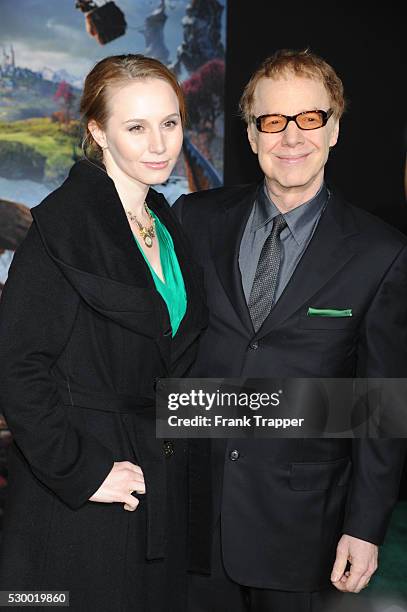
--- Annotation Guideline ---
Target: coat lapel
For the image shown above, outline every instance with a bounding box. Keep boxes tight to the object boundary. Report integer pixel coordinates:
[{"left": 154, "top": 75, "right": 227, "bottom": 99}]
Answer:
[
  {"left": 148, "top": 189, "right": 208, "bottom": 365},
  {"left": 31, "top": 159, "right": 207, "bottom": 370},
  {"left": 210, "top": 184, "right": 259, "bottom": 333},
  {"left": 33, "top": 159, "right": 153, "bottom": 285},
  {"left": 257, "top": 192, "right": 361, "bottom": 337}
]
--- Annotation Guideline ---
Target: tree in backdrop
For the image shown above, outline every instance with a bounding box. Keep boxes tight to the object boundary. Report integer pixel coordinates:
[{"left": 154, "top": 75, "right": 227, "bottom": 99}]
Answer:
[
  {"left": 53, "top": 81, "right": 75, "bottom": 124},
  {"left": 182, "top": 58, "right": 225, "bottom": 161}
]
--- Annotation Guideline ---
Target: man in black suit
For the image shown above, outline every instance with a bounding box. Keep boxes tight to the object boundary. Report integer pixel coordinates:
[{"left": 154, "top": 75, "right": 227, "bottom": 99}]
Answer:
[{"left": 175, "top": 49, "right": 407, "bottom": 611}]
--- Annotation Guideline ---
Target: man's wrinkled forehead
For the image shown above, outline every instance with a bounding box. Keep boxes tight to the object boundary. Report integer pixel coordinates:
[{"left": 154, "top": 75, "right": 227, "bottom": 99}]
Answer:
[{"left": 251, "top": 73, "right": 330, "bottom": 115}]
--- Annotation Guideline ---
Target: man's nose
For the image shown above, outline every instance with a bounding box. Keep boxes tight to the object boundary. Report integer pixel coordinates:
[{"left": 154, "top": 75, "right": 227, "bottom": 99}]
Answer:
[{"left": 281, "top": 121, "right": 305, "bottom": 147}]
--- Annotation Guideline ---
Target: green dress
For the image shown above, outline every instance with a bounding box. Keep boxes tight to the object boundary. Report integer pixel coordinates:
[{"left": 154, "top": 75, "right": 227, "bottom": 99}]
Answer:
[{"left": 133, "top": 210, "right": 187, "bottom": 336}]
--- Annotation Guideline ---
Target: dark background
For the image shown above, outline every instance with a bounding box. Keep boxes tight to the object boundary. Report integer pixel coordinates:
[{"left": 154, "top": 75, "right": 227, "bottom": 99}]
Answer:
[
  {"left": 223, "top": 1, "right": 407, "bottom": 497},
  {"left": 223, "top": 1, "right": 407, "bottom": 233}
]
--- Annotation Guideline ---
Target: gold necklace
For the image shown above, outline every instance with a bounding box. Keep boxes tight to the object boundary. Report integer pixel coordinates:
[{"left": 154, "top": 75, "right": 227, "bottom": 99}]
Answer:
[{"left": 126, "top": 203, "right": 156, "bottom": 248}]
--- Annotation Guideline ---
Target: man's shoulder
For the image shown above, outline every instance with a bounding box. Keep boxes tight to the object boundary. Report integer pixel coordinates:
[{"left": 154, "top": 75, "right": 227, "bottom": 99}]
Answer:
[
  {"left": 183, "top": 183, "right": 255, "bottom": 200},
  {"left": 174, "top": 183, "right": 257, "bottom": 221},
  {"left": 351, "top": 204, "right": 406, "bottom": 249},
  {"left": 333, "top": 191, "right": 407, "bottom": 252}
]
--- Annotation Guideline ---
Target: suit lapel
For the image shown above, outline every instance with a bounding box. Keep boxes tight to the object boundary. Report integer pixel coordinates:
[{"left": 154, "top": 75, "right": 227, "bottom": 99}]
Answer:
[
  {"left": 257, "top": 192, "right": 361, "bottom": 337},
  {"left": 210, "top": 184, "right": 259, "bottom": 333}
]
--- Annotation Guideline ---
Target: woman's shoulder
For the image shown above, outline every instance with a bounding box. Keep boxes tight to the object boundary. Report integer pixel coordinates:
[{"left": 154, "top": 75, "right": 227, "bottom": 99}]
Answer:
[
  {"left": 32, "top": 159, "right": 109, "bottom": 222},
  {"left": 3, "top": 222, "right": 76, "bottom": 303}
]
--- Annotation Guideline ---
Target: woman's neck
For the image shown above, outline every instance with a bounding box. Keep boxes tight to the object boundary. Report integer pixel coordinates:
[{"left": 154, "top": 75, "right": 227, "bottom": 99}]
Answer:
[{"left": 103, "top": 156, "right": 149, "bottom": 219}]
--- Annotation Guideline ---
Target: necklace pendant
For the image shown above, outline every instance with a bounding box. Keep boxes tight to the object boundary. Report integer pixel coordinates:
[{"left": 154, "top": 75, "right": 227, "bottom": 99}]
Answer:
[{"left": 126, "top": 202, "right": 155, "bottom": 248}]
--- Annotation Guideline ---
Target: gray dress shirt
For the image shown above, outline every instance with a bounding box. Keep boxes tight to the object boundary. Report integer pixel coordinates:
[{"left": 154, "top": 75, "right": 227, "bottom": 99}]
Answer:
[{"left": 239, "top": 182, "right": 329, "bottom": 304}]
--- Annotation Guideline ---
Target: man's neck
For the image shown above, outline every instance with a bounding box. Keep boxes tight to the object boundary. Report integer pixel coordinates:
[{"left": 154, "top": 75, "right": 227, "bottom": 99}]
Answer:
[{"left": 265, "top": 178, "right": 324, "bottom": 213}]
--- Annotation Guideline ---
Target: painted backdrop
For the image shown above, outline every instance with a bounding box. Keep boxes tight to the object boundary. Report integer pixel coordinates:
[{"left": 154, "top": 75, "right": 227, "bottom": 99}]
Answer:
[{"left": 0, "top": 0, "right": 226, "bottom": 529}]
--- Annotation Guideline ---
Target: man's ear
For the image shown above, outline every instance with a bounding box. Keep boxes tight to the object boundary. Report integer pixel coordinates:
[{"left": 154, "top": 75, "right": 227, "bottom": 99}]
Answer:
[
  {"left": 247, "top": 124, "right": 258, "bottom": 155},
  {"left": 329, "top": 119, "right": 340, "bottom": 149},
  {"left": 88, "top": 119, "right": 107, "bottom": 149}
]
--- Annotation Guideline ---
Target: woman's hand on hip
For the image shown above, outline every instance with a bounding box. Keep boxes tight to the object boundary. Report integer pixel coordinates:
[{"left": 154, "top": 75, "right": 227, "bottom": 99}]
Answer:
[{"left": 89, "top": 461, "right": 145, "bottom": 511}]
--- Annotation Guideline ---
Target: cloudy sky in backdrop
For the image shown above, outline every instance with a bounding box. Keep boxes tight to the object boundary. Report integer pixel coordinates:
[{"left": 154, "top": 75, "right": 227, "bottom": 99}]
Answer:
[{"left": 0, "top": 0, "right": 226, "bottom": 83}]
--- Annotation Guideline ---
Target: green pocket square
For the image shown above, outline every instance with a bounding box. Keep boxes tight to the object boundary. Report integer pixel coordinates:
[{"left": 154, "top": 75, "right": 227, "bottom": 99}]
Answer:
[{"left": 307, "top": 307, "right": 352, "bottom": 317}]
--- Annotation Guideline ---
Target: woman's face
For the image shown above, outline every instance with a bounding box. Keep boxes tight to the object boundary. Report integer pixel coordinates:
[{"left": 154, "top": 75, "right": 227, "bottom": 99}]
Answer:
[{"left": 90, "top": 78, "right": 183, "bottom": 188}]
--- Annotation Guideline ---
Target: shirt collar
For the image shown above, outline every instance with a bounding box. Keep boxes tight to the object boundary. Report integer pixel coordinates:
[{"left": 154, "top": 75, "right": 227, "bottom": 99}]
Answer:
[{"left": 251, "top": 181, "right": 329, "bottom": 246}]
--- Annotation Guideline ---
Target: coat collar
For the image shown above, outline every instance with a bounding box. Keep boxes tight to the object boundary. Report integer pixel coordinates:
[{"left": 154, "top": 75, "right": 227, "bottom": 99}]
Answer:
[
  {"left": 210, "top": 184, "right": 361, "bottom": 338},
  {"left": 33, "top": 158, "right": 165, "bottom": 288},
  {"left": 31, "top": 159, "right": 207, "bottom": 368}
]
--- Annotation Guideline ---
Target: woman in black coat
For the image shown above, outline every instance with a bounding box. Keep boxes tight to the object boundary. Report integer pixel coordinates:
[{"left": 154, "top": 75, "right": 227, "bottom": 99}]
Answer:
[{"left": 0, "top": 55, "right": 207, "bottom": 611}]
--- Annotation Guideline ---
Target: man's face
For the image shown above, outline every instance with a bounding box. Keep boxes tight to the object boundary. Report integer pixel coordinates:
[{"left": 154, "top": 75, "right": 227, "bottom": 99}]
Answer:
[{"left": 247, "top": 74, "right": 339, "bottom": 201}]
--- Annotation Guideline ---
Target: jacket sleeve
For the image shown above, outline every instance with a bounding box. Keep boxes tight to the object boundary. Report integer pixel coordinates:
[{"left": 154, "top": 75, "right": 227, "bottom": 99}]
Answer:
[
  {"left": 343, "top": 244, "right": 407, "bottom": 544},
  {"left": 0, "top": 223, "right": 114, "bottom": 509}
]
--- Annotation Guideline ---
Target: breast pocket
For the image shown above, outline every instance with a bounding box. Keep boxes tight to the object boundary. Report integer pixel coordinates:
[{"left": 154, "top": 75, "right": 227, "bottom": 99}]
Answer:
[
  {"left": 289, "top": 456, "right": 352, "bottom": 491},
  {"left": 297, "top": 312, "right": 358, "bottom": 331}
]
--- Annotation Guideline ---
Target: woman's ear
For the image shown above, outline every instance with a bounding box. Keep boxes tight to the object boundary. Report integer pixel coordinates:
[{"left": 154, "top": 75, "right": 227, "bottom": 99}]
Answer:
[{"left": 87, "top": 119, "right": 108, "bottom": 149}]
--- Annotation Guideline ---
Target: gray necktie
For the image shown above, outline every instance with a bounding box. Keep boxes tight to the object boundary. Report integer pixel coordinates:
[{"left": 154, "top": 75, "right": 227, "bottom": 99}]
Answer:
[{"left": 248, "top": 214, "right": 287, "bottom": 332}]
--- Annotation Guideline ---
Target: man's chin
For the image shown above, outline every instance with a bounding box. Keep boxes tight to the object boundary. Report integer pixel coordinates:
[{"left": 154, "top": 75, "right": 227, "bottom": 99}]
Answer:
[{"left": 270, "top": 177, "right": 314, "bottom": 192}]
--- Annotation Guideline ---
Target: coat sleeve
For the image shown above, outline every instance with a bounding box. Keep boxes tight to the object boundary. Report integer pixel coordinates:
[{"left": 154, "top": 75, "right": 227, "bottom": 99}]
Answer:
[
  {"left": 342, "top": 244, "right": 407, "bottom": 544},
  {"left": 0, "top": 223, "right": 114, "bottom": 509}
]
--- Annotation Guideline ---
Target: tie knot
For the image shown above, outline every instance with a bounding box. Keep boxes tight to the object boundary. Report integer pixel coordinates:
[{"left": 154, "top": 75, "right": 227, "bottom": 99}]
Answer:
[{"left": 273, "top": 214, "right": 287, "bottom": 236}]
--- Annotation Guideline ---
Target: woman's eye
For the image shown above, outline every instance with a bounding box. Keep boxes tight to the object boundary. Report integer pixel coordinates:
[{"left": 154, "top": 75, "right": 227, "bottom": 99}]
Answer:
[
  {"left": 129, "top": 125, "right": 143, "bottom": 132},
  {"left": 163, "top": 120, "right": 178, "bottom": 128}
]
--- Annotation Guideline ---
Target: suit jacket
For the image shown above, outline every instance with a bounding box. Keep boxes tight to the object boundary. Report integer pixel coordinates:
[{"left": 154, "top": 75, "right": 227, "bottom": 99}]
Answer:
[
  {"left": 174, "top": 183, "right": 407, "bottom": 591},
  {"left": 0, "top": 159, "right": 207, "bottom": 610}
]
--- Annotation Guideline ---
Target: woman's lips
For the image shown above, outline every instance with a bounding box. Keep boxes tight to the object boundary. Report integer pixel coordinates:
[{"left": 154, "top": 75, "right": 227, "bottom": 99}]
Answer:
[
  {"left": 142, "top": 161, "right": 169, "bottom": 170},
  {"left": 277, "top": 153, "right": 310, "bottom": 165}
]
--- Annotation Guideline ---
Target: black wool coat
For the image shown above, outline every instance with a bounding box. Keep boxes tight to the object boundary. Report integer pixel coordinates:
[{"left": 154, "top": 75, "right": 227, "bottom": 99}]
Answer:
[{"left": 0, "top": 159, "right": 208, "bottom": 611}]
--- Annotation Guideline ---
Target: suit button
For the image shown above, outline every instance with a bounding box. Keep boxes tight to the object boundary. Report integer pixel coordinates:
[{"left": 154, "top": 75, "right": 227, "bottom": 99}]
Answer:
[
  {"left": 249, "top": 341, "right": 259, "bottom": 350},
  {"left": 229, "top": 449, "right": 240, "bottom": 461},
  {"left": 163, "top": 440, "right": 174, "bottom": 457}
]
